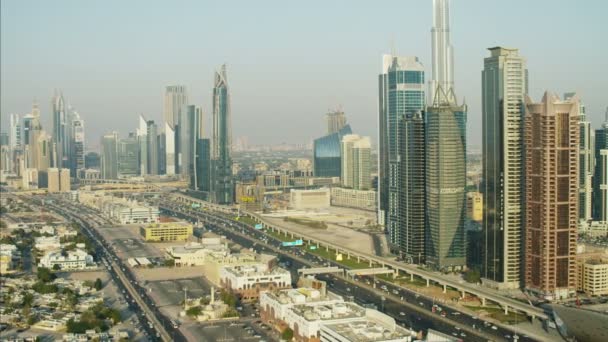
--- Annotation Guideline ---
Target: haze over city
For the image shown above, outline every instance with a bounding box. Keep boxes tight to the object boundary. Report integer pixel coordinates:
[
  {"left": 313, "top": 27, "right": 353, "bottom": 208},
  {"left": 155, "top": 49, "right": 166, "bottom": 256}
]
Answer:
[{"left": 2, "top": 0, "right": 606, "bottom": 147}]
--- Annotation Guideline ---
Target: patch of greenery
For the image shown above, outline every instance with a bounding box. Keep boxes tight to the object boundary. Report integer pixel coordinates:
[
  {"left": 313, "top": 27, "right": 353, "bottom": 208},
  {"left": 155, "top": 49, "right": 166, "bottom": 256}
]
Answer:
[
  {"left": 32, "top": 281, "right": 59, "bottom": 294},
  {"left": 220, "top": 289, "right": 237, "bottom": 308},
  {"left": 37, "top": 267, "right": 56, "bottom": 283},
  {"left": 463, "top": 269, "right": 481, "bottom": 283},
  {"left": 282, "top": 327, "right": 294, "bottom": 341},
  {"left": 66, "top": 303, "right": 121, "bottom": 333},
  {"left": 186, "top": 306, "right": 202, "bottom": 317}
]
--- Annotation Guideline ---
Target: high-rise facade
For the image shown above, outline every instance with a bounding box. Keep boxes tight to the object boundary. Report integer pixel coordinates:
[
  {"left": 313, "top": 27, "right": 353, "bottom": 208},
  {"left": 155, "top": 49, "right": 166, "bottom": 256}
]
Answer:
[
  {"left": 425, "top": 0, "right": 467, "bottom": 271},
  {"left": 163, "top": 85, "right": 188, "bottom": 131},
  {"left": 164, "top": 123, "right": 176, "bottom": 175},
  {"left": 341, "top": 134, "right": 371, "bottom": 190},
  {"left": 100, "top": 132, "right": 119, "bottom": 179},
  {"left": 326, "top": 110, "right": 347, "bottom": 134},
  {"left": 70, "top": 111, "right": 85, "bottom": 177},
  {"left": 146, "top": 120, "right": 159, "bottom": 175},
  {"left": 211, "top": 65, "right": 234, "bottom": 204},
  {"left": 118, "top": 134, "right": 140, "bottom": 177},
  {"left": 192, "top": 139, "right": 211, "bottom": 192},
  {"left": 398, "top": 110, "right": 426, "bottom": 262},
  {"left": 524, "top": 92, "right": 579, "bottom": 301},
  {"left": 481, "top": 47, "right": 527, "bottom": 288},
  {"left": 564, "top": 93, "right": 594, "bottom": 223},
  {"left": 137, "top": 115, "right": 148, "bottom": 176},
  {"left": 593, "top": 108, "right": 608, "bottom": 222},
  {"left": 313, "top": 124, "right": 353, "bottom": 178},
  {"left": 52, "top": 92, "right": 68, "bottom": 168},
  {"left": 378, "top": 55, "right": 426, "bottom": 248},
  {"left": 9, "top": 113, "right": 21, "bottom": 149}
]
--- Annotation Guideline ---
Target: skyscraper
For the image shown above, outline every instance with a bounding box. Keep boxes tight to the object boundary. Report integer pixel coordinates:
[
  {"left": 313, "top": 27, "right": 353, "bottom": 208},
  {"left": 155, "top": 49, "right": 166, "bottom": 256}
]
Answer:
[
  {"left": 192, "top": 139, "right": 211, "bottom": 193},
  {"left": 341, "top": 134, "right": 371, "bottom": 190},
  {"left": 188, "top": 105, "right": 204, "bottom": 175},
  {"left": 211, "top": 65, "right": 234, "bottom": 204},
  {"left": 52, "top": 91, "right": 68, "bottom": 168},
  {"left": 429, "top": 0, "right": 454, "bottom": 104},
  {"left": 70, "top": 111, "right": 85, "bottom": 177},
  {"left": 425, "top": 0, "right": 467, "bottom": 271},
  {"left": 100, "top": 132, "right": 118, "bottom": 179},
  {"left": 326, "top": 109, "right": 347, "bottom": 134},
  {"left": 564, "top": 93, "right": 594, "bottom": 223},
  {"left": 163, "top": 85, "right": 188, "bottom": 131},
  {"left": 147, "top": 120, "right": 159, "bottom": 175},
  {"left": 593, "top": 108, "right": 608, "bottom": 222},
  {"left": 164, "top": 123, "right": 176, "bottom": 175},
  {"left": 137, "top": 114, "right": 148, "bottom": 176},
  {"left": 398, "top": 110, "right": 426, "bottom": 262},
  {"left": 314, "top": 124, "right": 352, "bottom": 178},
  {"left": 118, "top": 133, "right": 140, "bottom": 177},
  {"left": 9, "top": 113, "right": 21, "bottom": 149},
  {"left": 378, "top": 55, "right": 426, "bottom": 247},
  {"left": 524, "top": 92, "right": 579, "bottom": 301},
  {"left": 481, "top": 47, "right": 527, "bottom": 288}
]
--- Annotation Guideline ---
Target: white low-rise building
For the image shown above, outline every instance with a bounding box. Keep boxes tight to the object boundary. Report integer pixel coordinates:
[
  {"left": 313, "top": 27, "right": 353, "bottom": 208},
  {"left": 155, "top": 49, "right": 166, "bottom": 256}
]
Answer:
[
  {"left": 290, "top": 188, "right": 331, "bottom": 210},
  {"left": 320, "top": 311, "right": 414, "bottom": 342},
  {"left": 331, "top": 187, "right": 377, "bottom": 211},
  {"left": 166, "top": 239, "right": 230, "bottom": 266},
  {"left": 35, "top": 236, "right": 61, "bottom": 251},
  {"left": 261, "top": 277, "right": 413, "bottom": 342},
  {"left": 39, "top": 249, "right": 94, "bottom": 270},
  {"left": 221, "top": 263, "right": 291, "bottom": 301}
]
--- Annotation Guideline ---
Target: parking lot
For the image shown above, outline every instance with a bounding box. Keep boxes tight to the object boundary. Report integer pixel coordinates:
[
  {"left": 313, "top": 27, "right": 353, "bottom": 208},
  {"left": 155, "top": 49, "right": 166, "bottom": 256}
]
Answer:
[
  {"left": 181, "top": 321, "right": 274, "bottom": 342},
  {"left": 147, "top": 277, "right": 212, "bottom": 308}
]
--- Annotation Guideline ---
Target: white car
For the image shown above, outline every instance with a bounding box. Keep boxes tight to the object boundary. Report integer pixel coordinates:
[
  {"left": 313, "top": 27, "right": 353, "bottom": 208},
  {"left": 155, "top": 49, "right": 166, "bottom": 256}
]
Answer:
[{"left": 399, "top": 312, "right": 406, "bottom": 316}]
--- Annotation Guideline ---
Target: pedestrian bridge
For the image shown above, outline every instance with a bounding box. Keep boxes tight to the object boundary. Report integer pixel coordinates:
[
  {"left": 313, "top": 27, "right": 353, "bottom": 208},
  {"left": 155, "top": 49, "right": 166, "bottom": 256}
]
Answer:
[
  {"left": 346, "top": 267, "right": 396, "bottom": 277},
  {"left": 298, "top": 267, "right": 343, "bottom": 276}
]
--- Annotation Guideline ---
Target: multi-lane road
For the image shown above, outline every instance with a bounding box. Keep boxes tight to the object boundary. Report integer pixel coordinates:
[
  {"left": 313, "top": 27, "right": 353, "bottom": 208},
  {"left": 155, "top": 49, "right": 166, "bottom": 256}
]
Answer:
[{"left": 159, "top": 201, "right": 546, "bottom": 342}]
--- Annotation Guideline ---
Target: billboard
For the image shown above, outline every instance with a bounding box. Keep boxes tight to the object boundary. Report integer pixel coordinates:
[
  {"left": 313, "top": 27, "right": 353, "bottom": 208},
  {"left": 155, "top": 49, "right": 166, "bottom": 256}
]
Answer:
[
  {"left": 254, "top": 223, "right": 263, "bottom": 230},
  {"left": 282, "top": 239, "right": 303, "bottom": 247}
]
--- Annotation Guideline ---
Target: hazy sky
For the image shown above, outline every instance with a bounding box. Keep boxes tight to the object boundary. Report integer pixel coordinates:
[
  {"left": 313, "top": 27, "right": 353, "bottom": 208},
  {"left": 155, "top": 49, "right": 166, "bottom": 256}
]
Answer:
[{"left": 2, "top": 0, "right": 606, "bottom": 150}]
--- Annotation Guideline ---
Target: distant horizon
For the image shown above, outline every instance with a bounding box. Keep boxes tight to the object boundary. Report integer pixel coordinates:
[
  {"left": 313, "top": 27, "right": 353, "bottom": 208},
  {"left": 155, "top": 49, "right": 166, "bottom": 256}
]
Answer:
[{"left": 2, "top": 0, "right": 606, "bottom": 149}]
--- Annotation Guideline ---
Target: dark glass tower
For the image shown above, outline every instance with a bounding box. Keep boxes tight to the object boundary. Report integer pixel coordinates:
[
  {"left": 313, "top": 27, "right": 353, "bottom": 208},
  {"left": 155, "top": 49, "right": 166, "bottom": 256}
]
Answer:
[
  {"left": 192, "top": 139, "right": 211, "bottom": 192},
  {"left": 211, "top": 65, "right": 234, "bottom": 204},
  {"left": 313, "top": 124, "right": 352, "bottom": 177},
  {"left": 425, "top": 89, "right": 467, "bottom": 271},
  {"left": 593, "top": 109, "right": 608, "bottom": 222},
  {"left": 378, "top": 55, "right": 426, "bottom": 252}
]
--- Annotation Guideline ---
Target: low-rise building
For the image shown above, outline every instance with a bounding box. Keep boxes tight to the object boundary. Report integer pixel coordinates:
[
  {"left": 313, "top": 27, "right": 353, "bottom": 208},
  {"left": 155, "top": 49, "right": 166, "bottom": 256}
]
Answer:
[
  {"left": 320, "top": 312, "right": 413, "bottom": 342},
  {"left": 220, "top": 263, "right": 291, "bottom": 301},
  {"left": 577, "top": 258, "right": 608, "bottom": 296},
  {"left": 166, "top": 239, "right": 229, "bottom": 266},
  {"left": 78, "top": 191, "right": 159, "bottom": 224},
  {"left": 290, "top": 188, "right": 330, "bottom": 210},
  {"left": 39, "top": 249, "right": 94, "bottom": 270},
  {"left": 34, "top": 236, "right": 61, "bottom": 251},
  {"left": 0, "top": 244, "right": 18, "bottom": 274},
  {"left": 140, "top": 222, "right": 193, "bottom": 242},
  {"left": 330, "top": 187, "right": 376, "bottom": 211}
]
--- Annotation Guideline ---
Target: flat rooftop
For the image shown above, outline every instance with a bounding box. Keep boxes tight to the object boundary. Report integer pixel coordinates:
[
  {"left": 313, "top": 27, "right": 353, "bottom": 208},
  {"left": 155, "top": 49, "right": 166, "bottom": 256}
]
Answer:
[{"left": 323, "top": 319, "right": 413, "bottom": 342}]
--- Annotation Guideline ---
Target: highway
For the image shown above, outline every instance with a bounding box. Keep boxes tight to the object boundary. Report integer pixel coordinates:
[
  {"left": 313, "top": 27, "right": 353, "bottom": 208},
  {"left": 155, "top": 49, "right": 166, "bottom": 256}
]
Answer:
[{"left": 160, "top": 201, "right": 542, "bottom": 342}]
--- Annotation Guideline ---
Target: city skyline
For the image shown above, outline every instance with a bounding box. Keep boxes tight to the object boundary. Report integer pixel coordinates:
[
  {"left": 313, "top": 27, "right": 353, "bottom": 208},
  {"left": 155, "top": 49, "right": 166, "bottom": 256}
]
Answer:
[{"left": 2, "top": 0, "right": 607, "bottom": 147}]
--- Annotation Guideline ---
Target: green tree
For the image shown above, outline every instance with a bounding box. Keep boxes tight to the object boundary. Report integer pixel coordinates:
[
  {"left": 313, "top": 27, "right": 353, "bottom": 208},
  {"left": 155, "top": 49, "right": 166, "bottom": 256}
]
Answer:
[
  {"left": 94, "top": 278, "right": 103, "bottom": 291},
  {"left": 52, "top": 264, "right": 61, "bottom": 271},
  {"left": 281, "top": 327, "right": 294, "bottom": 341},
  {"left": 164, "top": 259, "right": 175, "bottom": 267},
  {"left": 463, "top": 269, "right": 481, "bottom": 284},
  {"left": 186, "top": 306, "right": 202, "bottom": 317},
  {"left": 37, "top": 267, "right": 56, "bottom": 283},
  {"left": 220, "top": 290, "right": 237, "bottom": 308}
]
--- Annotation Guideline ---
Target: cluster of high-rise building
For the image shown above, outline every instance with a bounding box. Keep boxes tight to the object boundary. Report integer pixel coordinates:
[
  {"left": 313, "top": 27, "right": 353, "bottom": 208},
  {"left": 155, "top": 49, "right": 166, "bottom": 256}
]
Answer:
[
  {"left": 94, "top": 65, "right": 234, "bottom": 205},
  {"left": 377, "top": 0, "right": 607, "bottom": 301},
  {"left": 0, "top": 92, "right": 84, "bottom": 191}
]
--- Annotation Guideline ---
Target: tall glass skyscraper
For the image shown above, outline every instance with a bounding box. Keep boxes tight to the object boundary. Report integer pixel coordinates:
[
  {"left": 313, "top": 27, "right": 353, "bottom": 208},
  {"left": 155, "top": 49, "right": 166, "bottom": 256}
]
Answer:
[
  {"left": 211, "top": 65, "right": 234, "bottom": 204},
  {"left": 481, "top": 47, "right": 527, "bottom": 288},
  {"left": 163, "top": 85, "right": 188, "bottom": 175},
  {"left": 100, "top": 132, "right": 118, "bottom": 179},
  {"left": 378, "top": 55, "right": 425, "bottom": 252},
  {"left": 425, "top": 0, "right": 467, "bottom": 271},
  {"left": 52, "top": 91, "right": 68, "bottom": 168},
  {"left": 118, "top": 134, "right": 139, "bottom": 177}
]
